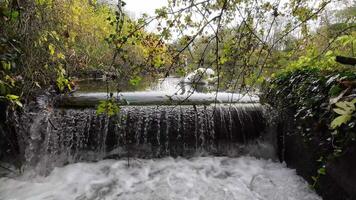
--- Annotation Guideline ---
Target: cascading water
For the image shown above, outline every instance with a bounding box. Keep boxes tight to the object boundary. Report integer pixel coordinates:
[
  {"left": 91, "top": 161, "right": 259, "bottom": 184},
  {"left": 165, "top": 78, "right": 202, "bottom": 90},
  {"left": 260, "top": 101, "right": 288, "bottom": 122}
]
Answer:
[
  {"left": 16, "top": 104, "right": 269, "bottom": 173},
  {"left": 0, "top": 76, "right": 321, "bottom": 200}
]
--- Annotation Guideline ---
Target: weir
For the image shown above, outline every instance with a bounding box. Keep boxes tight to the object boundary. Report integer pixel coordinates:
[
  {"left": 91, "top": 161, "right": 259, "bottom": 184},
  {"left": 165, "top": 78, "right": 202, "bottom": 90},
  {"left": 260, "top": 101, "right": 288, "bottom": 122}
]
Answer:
[
  {"left": 16, "top": 102, "right": 270, "bottom": 172},
  {"left": 0, "top": 77, "right": 322, "bottom": 200},
  {"left": 0, "top": 96, "right": 322, "bottom": 200}
]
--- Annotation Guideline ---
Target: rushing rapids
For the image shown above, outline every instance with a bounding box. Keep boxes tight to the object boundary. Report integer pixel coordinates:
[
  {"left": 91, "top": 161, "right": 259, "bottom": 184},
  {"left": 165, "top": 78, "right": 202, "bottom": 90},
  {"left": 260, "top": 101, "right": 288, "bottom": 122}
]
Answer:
[{"left": 0, "top": 156, "right": 321, "bottom": 200}]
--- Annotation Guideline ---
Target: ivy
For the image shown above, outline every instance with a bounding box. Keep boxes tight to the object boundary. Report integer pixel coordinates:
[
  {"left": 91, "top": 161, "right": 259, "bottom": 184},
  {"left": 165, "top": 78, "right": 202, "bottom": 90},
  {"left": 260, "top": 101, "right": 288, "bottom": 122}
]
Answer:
[
  {"left": 331, "top": 99, "right": 356, "bottom": 129},
  {"left": 262, "top": 67, "right": 356, "bottom": 188}
]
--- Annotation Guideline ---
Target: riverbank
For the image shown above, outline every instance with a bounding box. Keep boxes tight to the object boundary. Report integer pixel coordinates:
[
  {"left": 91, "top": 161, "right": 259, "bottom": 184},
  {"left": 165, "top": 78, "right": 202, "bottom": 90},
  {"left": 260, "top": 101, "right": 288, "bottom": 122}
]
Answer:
[{"left": 261, "top": 67, "right": 356, "bottom": 200}]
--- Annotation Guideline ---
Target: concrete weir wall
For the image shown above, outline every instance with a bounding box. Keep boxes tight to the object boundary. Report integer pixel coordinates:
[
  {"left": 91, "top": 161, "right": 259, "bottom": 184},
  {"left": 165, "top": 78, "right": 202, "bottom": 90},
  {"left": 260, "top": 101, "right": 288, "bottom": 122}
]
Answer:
[{"left": 276, "top": 112, "right": 356, "bottom": 200}]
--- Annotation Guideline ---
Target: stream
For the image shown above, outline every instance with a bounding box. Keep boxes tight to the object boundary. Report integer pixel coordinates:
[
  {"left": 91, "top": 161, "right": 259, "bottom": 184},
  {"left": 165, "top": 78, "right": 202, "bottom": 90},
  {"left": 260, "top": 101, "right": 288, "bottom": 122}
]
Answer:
[
  {"left": 0, "top": 156, "right": 320, "bottom": 200},
  {"left": 0, "top": 75, "right": 322, "bottom": 200}
]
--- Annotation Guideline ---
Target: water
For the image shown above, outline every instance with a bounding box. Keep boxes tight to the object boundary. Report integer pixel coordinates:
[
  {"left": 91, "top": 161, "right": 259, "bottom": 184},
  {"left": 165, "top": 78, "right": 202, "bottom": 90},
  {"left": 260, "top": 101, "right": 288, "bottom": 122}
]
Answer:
[
  {"left": 0, "top": 156, "right": 320, "bottom": 200},
  {"left": 61, "top": 76, "right": 259, "bottom": 107},
  {"left": 16, "top": 104, "right": 268, "bottom": 173},
  {"left": 0, "top": 74, "right": 321, "bottom": 199}
]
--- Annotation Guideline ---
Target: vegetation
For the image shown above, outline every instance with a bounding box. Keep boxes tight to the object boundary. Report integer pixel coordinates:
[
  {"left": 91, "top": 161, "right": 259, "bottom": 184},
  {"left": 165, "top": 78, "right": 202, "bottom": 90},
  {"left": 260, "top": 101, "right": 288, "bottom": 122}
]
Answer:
[
  {"left": 0, "top": 0, "right": 173, "bottom": 107},
  {"left": 0, "top": 0, "right": 355, "bottom": 194},
  {"left": 1, "top": 1, "right": 354, "bottom": 98},
  {"left": 148, "top": 0, "right": 355, "bottom": 90},
  {"left": 1, "top": 0, "right": 354, "bottom": 158},
  {"left": 262, "top": 67, "right": 355, "bottom": 187}
]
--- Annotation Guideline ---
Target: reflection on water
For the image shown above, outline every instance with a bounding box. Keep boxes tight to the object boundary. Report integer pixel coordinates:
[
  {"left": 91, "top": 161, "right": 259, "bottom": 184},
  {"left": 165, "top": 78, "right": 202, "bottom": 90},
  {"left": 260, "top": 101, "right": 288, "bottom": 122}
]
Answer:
[
  {"left": 77, "top": 77, "right": 215, "bottom": 94},
  {"left": 77, "top": 78, "right": 152, "bottom": 93},
  {"left": 62, "top": 76, "right": 258, "bottom": 107},
  {"left": 77, "top": 68, "right": 218, "bottom": 94}
]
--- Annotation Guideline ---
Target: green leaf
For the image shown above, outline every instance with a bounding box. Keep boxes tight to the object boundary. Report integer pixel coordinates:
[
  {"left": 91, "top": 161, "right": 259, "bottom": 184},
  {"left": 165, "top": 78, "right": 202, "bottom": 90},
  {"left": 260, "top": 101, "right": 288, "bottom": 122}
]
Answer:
[
  {"left": 155, "top": 8, "right": 168, "bottom": 18},
  {"left": 325, "top": 50, "right": 333, "bottom": 57},
  {"left": 328, "top": 85, "right": 342, "bottom": 96},
  {"left": 317, "top": 167, "right": 326, "bottom": 175},
  {"left": 36, "top": 0, "right": 47, "bottom": 5},
  {"left": 1, "top": 61, "right": 11, "bottom": 71},
  {"left": 10, "top": 11, "right": 19, "bottom": 19},
  {"left": 331, "top": 114, "right": 352, "bottom": 129},
  {"left": 96, "top": 99, "right": 120, "bottom": 116},
  {"left": 129, "top": 76, "right": 142, "bottom": 86},
  {"left": 6, "top": 94, "right": 19, "bottom": 100}
]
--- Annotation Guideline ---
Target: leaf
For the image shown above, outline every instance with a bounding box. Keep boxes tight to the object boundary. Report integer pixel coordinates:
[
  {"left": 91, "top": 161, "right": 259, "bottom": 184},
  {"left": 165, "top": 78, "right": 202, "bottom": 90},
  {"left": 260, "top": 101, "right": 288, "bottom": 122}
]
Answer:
[
  {"left": 344, "top": 101, "right": 355, "bottom": 110},
  {"left": 328, "top": 85, "right": 342, "bottom": 96},
  {"left": 36, "top": 0, "right": 46, "bottom": 5},
  {"left": 155, "top": 8, "right": 168, "bottom": 18},
  {"left": 67, "top": 83, "right": 72, "bottom": 91},
  {"left": 317, "top": 167, "right": 326, "bottom": 175},
  {"left": 335, "top": 101, "right": 348, "bottom": 108},
  {"left": 335, "top": 101, "right": 354, "bottom": 113},
  {"left": 331, "top": 114, "right": 352, "bottom": 129},
  {"left": 96, "top": 99, "right": 120, "bottom": 116},
  {"left": 325, "top": 50, "right": 333, "bottom": 57},
  {"left": 15, "top": 100, "right": 23, "bottom": 107},
  {"left": 1, "top": 61, "right": 11, "bottom": 71},
  {"left": 333, "top": 108, "right": 349, "bottom": 115},
  {"left": 48, "top": 44, "right": 55, "bottom": 55},
  {"left": 10, "top": 11, "right": 19, "bottom": 20},
  {"left": 57, "top": 52, "right": 65, "bottom": 60},
  {"left": 6, "top": 94, "right": 19, "bottom": 100},
  {"left": 5, "top": 75, "right": 15, "bottom": 86},
  {"left": 129, "top": 76, "right": 142, "bottom": 86}
]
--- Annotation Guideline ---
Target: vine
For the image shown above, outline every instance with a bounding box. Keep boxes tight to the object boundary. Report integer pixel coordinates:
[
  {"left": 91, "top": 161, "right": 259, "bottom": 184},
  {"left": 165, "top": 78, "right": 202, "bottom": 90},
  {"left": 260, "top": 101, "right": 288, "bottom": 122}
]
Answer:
[{"left": 262, "top": 66, "right": 356, "bottom": 188}]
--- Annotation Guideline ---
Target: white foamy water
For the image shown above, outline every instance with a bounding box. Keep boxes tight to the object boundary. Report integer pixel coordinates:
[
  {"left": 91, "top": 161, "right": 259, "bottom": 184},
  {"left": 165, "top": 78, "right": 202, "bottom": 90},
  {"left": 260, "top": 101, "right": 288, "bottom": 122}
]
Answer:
[{"left": 0, "top": 156, "right": 320, "bottom": 200}]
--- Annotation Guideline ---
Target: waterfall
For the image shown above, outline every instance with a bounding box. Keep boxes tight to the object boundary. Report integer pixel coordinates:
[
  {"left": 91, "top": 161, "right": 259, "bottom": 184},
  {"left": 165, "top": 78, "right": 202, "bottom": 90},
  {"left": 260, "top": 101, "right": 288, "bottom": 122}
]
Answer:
[
  {"left": 15, "top": 103, "right": 270, "bottom": 173},
  {"left": 1, "top": 96, "right": 321, "bottom": 200}
]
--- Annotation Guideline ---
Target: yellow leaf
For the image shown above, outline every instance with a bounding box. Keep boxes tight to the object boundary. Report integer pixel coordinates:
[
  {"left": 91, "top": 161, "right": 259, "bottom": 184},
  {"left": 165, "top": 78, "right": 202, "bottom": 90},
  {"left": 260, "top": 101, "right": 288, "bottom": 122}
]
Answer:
[
  {"left": 57, "top": 53, "right": 65, "bottom": 60},
  {"left": 335, "top": 101, "right": 354, "bottom": 113},
  {"left": 344, "top": 101, "right": 355, "bottom": 110},
  {"left": 48, "top": 44, "right": 55, "bottom": 55},
  {"left": 331, "top": 114, "right": 351, "bottom": 129},
  {"left": 333, "top": 108, "right": 349, "bottom": 115}
]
